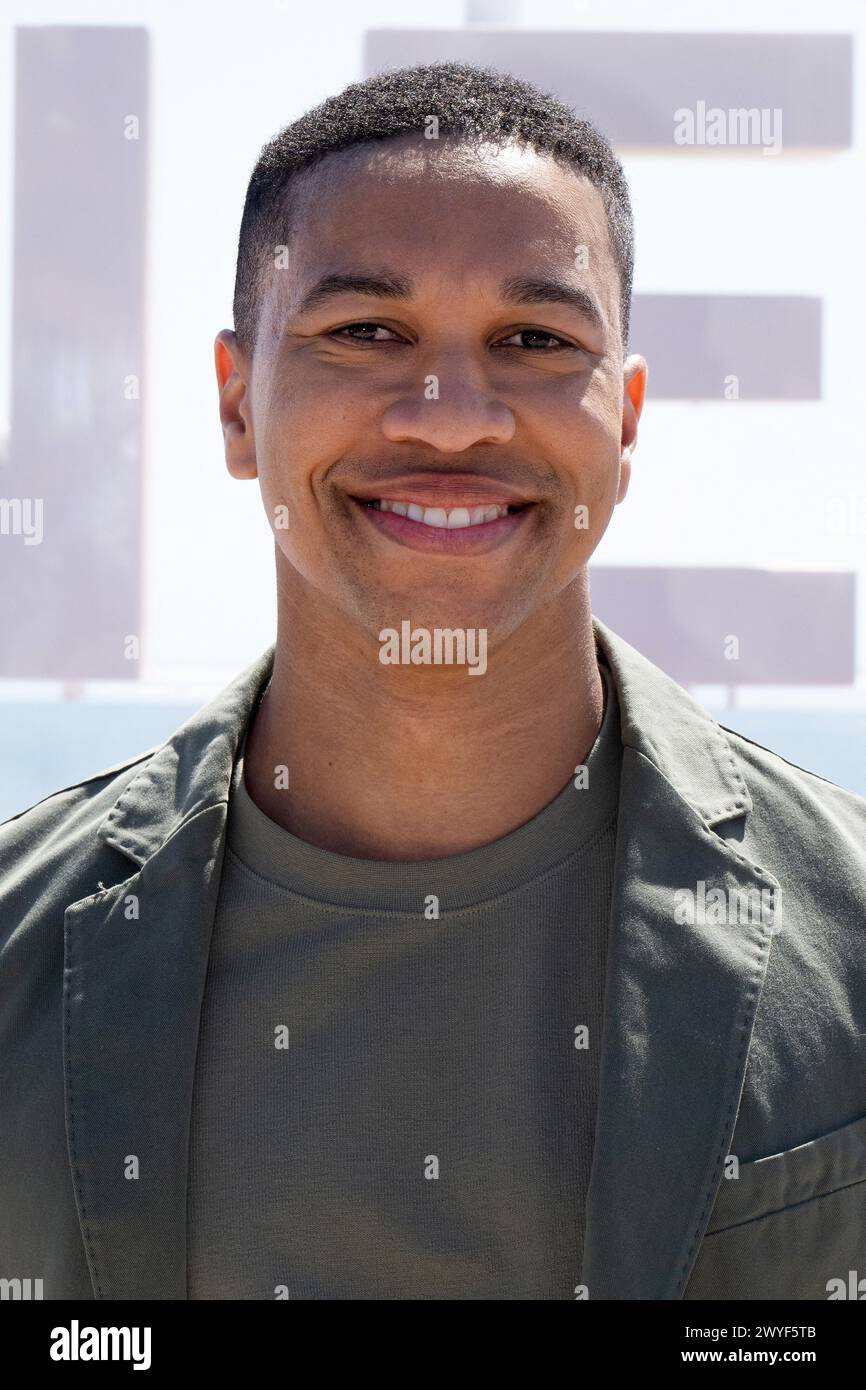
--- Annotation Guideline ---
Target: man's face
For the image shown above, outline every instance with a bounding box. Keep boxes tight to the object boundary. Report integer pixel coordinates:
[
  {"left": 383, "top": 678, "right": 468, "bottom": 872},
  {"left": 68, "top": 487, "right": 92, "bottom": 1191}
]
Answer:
[{"left": 217, "top": 137, "right": 646, "bottom": 648}]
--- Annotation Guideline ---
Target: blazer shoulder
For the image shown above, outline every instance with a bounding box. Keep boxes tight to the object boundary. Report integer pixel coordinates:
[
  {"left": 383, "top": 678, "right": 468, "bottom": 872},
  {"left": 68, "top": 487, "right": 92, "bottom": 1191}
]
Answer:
[
  {"left": 719, "top": 721, "right": 866, "bottom": 817},
  {"left": 718, "top": 721, "right": 866, "bottom": 888},
  {"left": 1, "top": 744, "right": 161, "bottom": 831}
]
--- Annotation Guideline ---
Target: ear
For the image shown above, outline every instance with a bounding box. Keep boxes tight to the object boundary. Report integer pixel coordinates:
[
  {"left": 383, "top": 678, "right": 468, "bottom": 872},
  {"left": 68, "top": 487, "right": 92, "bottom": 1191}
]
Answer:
[
  {"left": 616, "top": 354, "right": 648, "bottom": 504},
  {"left": 215, "top": 329, "right": 257, "bottom": 480}
]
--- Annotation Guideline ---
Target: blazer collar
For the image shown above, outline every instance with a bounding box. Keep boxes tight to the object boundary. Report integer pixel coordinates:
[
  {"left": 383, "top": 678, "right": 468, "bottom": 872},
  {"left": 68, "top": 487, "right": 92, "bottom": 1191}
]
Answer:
[
  {"left": 67, "top": 619, "right": 779, "bottom": 1300},
  {"left": 592, "top": 616, "right": 752, "bottom": 829},
  {"left": 95, "top": 645, "right": 274, "bottom": 867}
]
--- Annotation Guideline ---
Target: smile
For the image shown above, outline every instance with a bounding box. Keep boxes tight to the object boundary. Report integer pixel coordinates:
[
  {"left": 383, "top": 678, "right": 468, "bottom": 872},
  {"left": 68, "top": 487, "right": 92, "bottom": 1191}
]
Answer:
[
  {"left": 350, "top": 495, "right": 534, "bottom": 553},
  {"left": 361, "top": 499, "right": 521, "bottom": 528}
]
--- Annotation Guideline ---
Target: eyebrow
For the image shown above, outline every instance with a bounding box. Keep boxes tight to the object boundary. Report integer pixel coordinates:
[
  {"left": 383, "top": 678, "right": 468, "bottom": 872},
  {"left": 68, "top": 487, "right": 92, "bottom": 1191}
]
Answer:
[
  {"left": 293, "top": 269, "right": 606, "bottom": 333},
  {"left": 499, "top": 275, "right": 605, "bottom": 333}
]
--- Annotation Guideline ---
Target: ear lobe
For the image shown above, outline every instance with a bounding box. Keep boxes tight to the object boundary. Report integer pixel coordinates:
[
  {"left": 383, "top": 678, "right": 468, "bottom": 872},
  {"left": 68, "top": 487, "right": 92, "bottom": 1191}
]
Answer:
[{"left": 616, "top": 447, "right": 632, "bottom": 504}]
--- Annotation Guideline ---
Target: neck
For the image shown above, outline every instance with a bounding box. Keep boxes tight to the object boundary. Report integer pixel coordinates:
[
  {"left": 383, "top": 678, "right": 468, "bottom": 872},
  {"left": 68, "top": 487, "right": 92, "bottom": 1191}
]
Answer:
[{"left": 242, "top": 569, "right": 604, "bottom": 861}]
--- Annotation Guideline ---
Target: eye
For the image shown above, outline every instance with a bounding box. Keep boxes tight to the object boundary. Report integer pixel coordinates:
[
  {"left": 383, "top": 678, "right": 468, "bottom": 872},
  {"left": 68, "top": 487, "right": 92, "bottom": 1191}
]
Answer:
[
  {"left": 328, "top": 322, "right": 404, "bottom": 343},
  {"left": 497, "top": 328, "right": 578, "bottom": 352}
]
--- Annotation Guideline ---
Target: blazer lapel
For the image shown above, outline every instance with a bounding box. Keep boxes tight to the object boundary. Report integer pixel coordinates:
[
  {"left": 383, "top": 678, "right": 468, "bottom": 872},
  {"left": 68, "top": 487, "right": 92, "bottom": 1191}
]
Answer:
[
  {"left": 62, "top": 647, "right": 275, "bottom": 1299},
  {"left": 583, "top": 619, "right": 782, "bottom": 1298},
  {"left": 63, "top": 807, "right": 227, "bottom": 1298}
]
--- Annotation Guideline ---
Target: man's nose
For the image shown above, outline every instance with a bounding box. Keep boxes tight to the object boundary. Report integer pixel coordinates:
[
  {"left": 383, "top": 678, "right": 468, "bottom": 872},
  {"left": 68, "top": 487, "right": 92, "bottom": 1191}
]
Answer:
[{"left": 381, "top": 354, "right": 516, "bottom": 452}]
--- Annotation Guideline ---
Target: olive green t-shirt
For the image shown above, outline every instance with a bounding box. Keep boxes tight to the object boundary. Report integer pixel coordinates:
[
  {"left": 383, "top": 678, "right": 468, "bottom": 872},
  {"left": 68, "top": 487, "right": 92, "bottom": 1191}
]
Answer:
[{"left": 187, "top": 661, "right": 622, "bottom": 1300}]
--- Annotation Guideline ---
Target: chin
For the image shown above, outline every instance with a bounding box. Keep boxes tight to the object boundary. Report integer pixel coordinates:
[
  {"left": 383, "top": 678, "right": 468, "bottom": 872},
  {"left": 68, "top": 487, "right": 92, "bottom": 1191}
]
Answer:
[{"left": 369, "top": 592, "right": 525, "bottom": 652}]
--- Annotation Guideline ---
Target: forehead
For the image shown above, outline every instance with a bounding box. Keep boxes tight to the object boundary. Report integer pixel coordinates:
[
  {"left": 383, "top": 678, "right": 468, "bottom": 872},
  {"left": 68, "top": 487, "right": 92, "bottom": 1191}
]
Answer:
[{"left": 271, "top": 136, "right": 618, "bottom": 317}]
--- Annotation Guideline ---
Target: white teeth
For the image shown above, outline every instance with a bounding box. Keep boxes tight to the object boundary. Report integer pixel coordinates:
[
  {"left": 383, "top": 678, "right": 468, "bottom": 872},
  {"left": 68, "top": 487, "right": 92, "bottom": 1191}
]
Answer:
[{"left": 373, "top": 500, "right": 513, "bottom": 528}]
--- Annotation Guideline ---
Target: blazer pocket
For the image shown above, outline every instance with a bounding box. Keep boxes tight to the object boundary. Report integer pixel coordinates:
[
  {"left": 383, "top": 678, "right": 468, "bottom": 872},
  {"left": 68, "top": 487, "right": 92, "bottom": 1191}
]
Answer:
[{"left": 684, "top": 1114, "right": 866, "bottom": 1300}]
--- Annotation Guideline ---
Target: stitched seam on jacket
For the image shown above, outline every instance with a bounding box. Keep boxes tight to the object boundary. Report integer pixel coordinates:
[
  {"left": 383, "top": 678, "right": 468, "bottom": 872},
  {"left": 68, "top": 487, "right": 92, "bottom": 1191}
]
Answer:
[
  {"left": 701, "top": 1174, "right": 866, "bottom": 1236},
  {"left": 675, "top": 921, "right": 773, "bottom": 1296},
  {"left": 63, "top": 913, "right": 102, "bottom": 1299}
]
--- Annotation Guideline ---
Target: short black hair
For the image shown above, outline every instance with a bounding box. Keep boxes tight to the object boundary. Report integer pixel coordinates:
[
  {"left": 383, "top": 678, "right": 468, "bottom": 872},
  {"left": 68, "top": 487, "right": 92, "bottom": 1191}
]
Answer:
[{"left": 233, "top": 60, "right": 634, "bottom": 354}]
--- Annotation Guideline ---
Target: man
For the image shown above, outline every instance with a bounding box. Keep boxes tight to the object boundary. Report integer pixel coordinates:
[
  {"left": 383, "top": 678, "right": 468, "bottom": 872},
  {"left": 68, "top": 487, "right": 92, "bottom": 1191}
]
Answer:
[{"left": 2, "top": 62, "right": 865, "bottom": 1302}]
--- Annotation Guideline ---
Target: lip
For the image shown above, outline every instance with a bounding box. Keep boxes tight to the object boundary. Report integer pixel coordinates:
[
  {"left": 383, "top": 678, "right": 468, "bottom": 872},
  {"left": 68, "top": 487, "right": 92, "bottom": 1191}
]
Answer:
[
  {"left": 348, "top": 472, "right": 536, "bottom": 509},
  {"left": 351, "top": 496, "right": 534, "bottom": 554}
]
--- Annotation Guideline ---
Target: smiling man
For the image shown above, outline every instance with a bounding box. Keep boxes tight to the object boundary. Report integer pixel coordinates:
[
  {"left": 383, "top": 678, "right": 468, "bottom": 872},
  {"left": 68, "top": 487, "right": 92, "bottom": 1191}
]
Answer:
[
  {"left": 2, "top": 62, "right": 866, "bottom": 1304},
  {"left": 222, "top": 107, "right": 641, "bottom": 863}
]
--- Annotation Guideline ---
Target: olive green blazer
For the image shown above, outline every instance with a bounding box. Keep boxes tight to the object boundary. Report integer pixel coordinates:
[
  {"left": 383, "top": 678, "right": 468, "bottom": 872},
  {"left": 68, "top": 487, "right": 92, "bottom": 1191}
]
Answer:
[{"left": 2, "top": 618, "right": 865, "bottom": 1300}]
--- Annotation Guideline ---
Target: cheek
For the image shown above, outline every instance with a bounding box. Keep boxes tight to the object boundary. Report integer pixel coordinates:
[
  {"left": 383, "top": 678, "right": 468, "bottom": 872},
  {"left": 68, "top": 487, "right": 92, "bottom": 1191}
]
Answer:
[
  {"left": 255, "top": 409, "right": 365, "bottom": 602},
  {"left": 549, "top": 399, "right": 620, "bottom": 526},
  {"left": 542, "top": 398, "right": 622, "bottom": 574},
  {"left": 253, "top": 386, "right": 334, "bottom": 532}
]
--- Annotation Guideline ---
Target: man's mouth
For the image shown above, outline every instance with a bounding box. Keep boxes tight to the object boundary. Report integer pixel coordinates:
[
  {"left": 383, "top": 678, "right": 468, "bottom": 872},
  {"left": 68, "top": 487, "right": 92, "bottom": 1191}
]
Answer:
[
  {"left": 344, "top": 472, "right": 538, "bottom": 553},
  {"left": 355, "top": 498, "right": 528, "bottom": 530}
]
